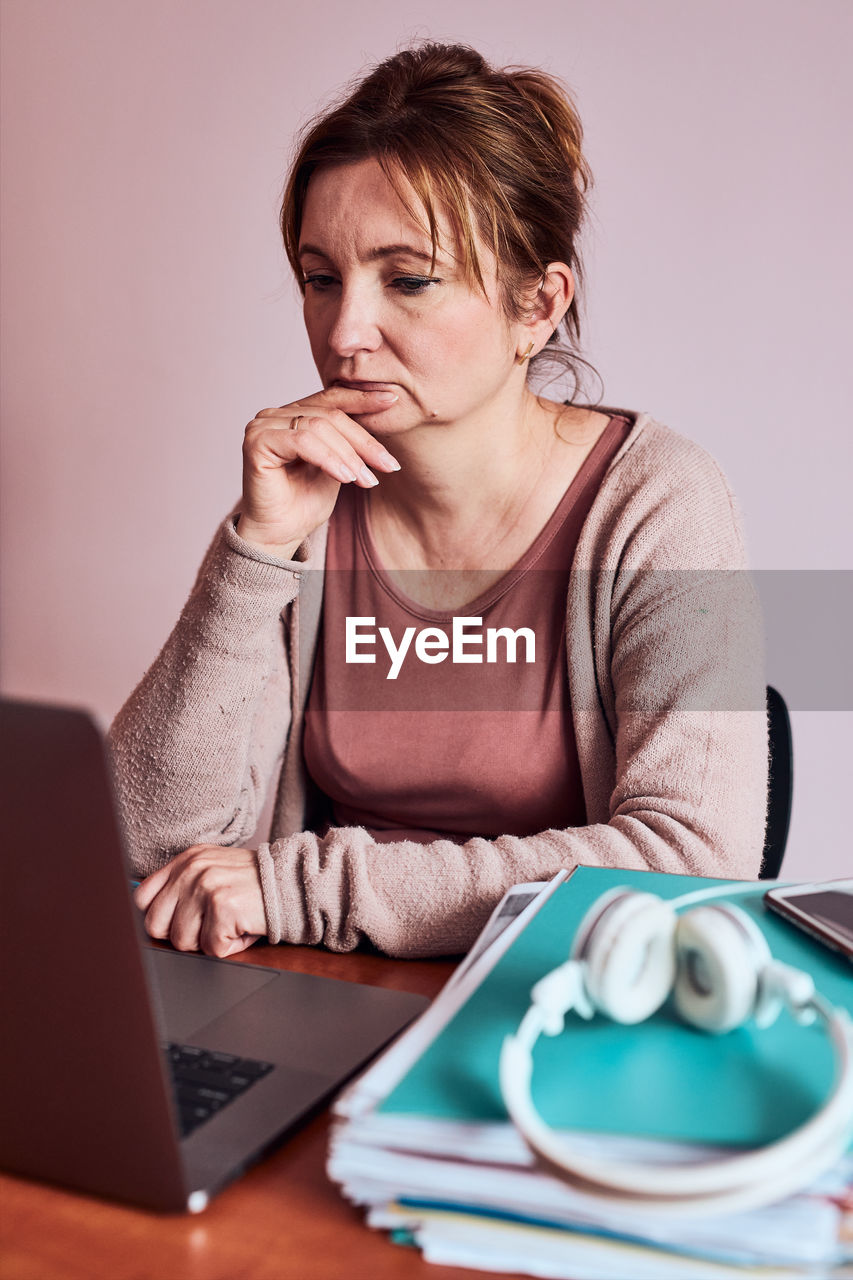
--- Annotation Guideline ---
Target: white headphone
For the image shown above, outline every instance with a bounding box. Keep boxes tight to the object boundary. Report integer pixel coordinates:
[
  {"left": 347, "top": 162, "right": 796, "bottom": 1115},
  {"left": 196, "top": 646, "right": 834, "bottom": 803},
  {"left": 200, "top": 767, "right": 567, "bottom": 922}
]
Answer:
[{"left": 499, "top": 884, "right": 853, "bottom": 1217}]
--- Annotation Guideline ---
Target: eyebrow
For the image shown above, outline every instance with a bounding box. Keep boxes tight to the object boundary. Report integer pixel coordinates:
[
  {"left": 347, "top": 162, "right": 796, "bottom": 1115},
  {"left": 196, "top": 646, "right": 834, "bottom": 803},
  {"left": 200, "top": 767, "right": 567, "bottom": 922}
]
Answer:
[{"left": 298, "top": 242, "right": 439, "bottom": 265}]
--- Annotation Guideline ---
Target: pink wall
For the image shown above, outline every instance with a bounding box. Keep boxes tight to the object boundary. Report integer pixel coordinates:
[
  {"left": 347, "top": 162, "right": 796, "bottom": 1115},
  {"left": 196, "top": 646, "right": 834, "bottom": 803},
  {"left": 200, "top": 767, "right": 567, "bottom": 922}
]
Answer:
[{"left": 2, "top": 0, "right": 851, "bottom": 878}]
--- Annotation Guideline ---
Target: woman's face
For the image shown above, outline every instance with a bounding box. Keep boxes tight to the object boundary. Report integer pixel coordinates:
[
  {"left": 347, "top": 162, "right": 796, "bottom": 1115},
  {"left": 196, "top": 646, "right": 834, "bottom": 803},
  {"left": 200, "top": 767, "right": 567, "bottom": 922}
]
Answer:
[{"left": 298, "top": 158, "right": 523, "bottom": 436}]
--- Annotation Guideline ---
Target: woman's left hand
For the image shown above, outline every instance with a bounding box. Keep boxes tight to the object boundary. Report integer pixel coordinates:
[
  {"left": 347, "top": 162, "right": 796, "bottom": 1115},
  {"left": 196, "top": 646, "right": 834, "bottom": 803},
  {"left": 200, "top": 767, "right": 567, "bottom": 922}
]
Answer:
[{"left": 134, "top": 845, "right": 266, "bottom": 957}]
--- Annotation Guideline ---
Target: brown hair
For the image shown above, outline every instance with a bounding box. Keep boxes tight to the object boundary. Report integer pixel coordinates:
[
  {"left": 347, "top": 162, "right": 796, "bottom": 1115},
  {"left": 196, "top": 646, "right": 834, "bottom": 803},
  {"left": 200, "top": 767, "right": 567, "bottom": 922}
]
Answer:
[{"left": 280, "top": 42, "right": 600, "bottom": 400}]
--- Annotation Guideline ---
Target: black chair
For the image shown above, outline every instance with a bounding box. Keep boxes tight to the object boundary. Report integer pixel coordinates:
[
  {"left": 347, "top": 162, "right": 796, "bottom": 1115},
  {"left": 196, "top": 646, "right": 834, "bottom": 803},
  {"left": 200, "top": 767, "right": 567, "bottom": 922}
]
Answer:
[{"left": 759, "top": 686, "right": 793, "bottom": 879}]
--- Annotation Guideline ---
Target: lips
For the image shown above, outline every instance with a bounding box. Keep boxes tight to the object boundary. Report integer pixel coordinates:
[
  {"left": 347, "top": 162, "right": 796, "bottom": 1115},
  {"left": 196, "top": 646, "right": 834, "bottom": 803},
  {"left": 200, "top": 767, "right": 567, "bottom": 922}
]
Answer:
[{"left": 332, "top": 379, "right": 398, "bottom": 391}]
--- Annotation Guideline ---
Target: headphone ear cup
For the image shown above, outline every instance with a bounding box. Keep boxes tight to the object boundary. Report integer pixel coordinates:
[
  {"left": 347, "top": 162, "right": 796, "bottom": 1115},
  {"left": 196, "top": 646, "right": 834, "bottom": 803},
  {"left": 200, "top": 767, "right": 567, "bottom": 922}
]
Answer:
[
  {"left": 673, "top": 905, "right": 772, "bottom": 1033},
  {"left": 580, "top": 893, "right": 677, "bottom": 1025}
]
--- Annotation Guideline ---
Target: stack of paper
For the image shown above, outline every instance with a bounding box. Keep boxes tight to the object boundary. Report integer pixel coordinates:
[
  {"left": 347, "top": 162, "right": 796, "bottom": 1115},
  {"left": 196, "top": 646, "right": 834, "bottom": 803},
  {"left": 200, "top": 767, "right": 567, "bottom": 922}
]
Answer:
[{"left": 329, "top": 868, "right": 853, "bottom": 1279}]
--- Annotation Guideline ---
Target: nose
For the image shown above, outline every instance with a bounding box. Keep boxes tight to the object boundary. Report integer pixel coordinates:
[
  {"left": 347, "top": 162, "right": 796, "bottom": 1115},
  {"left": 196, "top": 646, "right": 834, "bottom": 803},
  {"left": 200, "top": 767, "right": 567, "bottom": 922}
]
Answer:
[{"left": 326, "top": 284, "right": 382, "bottom": 358}]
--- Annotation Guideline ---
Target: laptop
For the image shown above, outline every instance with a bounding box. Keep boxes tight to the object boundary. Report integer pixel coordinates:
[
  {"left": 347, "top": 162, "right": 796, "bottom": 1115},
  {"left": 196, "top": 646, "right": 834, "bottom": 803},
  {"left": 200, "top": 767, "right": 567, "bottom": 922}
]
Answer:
[{"left": 0, "top": 698, "right": 428, "bottom": 1212}]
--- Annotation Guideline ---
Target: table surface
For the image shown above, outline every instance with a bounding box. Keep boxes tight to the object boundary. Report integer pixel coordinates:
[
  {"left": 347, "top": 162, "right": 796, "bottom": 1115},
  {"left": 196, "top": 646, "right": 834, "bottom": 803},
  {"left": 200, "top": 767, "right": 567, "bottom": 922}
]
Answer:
[{"left": 0, "top": 941, "right": 511, "bottom": 1280}]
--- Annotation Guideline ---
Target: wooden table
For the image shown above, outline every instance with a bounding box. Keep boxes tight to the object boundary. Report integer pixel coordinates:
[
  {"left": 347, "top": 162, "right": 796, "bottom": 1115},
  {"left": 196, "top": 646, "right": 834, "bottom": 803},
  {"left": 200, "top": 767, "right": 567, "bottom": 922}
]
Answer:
[{"left": 0, "top": 942, "right": 511, "bottom": 1280}]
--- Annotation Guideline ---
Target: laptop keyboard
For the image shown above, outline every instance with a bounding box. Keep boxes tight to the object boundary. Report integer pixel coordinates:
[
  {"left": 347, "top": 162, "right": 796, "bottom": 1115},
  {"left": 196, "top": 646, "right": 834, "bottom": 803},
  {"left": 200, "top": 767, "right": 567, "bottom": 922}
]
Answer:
[{"left": 166, "top": 1042, "right": 274, "bottom": 1138}]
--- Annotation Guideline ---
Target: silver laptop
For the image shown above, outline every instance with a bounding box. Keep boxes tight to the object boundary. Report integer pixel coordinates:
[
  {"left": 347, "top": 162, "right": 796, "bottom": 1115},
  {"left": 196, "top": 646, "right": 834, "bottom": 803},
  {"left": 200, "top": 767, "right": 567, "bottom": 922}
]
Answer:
[{"left": 0, "top": 699, "right": 428, "bottom": 1212}]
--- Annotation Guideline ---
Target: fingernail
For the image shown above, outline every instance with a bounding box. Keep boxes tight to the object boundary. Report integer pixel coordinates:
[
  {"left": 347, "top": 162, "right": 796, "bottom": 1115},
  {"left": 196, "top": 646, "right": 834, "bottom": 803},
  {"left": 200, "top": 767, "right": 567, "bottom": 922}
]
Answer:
[
  {"left": 375, "top": 391, "right": 398, "bottom": 400},
  {"left": 337, "top": 463, "right": 358, "bottom": 483},
  {"left": 377, "top": 445, "right": 400, "bottom": 469},
  {"left": 359, "top": 465, "right": 379, "bottom": 487}
]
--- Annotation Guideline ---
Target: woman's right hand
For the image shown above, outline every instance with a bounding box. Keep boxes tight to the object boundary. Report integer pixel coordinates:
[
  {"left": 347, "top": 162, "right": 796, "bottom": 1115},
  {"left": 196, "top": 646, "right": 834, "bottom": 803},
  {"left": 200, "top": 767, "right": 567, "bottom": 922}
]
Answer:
[{"left": 237, "top": 387, "right": 401, "bottom": 559}]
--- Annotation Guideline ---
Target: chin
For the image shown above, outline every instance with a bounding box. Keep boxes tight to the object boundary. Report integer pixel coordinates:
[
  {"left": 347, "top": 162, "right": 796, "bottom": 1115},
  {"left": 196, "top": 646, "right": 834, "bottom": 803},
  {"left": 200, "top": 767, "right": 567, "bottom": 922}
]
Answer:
[{"left": 351, "top": 406, "right": 420, "bottom": 434}]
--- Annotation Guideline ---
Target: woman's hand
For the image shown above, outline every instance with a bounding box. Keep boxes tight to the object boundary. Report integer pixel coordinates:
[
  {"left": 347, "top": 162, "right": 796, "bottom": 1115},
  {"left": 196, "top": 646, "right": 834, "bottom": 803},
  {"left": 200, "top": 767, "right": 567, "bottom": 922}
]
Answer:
[
  {"left": 238, "top": 386, "right": 401, "bottom": 558},
  {"left": 133, "top": 845, "right": 267, "bottom": 958}
]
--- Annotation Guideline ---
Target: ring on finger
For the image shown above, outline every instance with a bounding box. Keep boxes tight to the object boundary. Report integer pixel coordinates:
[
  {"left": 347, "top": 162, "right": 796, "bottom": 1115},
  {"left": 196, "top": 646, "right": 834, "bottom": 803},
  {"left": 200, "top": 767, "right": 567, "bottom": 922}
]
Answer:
[{"left": 289, "top": 414, "right": 304, "bottom": 431}]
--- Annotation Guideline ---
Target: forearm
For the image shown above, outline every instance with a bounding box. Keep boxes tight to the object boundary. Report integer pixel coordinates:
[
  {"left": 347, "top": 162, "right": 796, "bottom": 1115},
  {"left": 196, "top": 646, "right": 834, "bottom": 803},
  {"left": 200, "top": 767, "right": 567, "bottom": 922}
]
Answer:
[
  {"left": 258, "top": 824, "right": 573, "bottom": 958},
  {"left": 256, "top": 747, "right": 766, "bottom": 961},
  {"left": 108, "top": 516, "right": 304, "bottom": 876}
]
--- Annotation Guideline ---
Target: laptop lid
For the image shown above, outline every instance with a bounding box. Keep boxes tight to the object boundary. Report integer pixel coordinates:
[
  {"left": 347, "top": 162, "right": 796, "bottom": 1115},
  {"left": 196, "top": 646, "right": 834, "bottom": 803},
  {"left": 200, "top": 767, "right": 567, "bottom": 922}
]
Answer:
[{"left": 0, "top": 699, "right": 428, "bottom": 1211}]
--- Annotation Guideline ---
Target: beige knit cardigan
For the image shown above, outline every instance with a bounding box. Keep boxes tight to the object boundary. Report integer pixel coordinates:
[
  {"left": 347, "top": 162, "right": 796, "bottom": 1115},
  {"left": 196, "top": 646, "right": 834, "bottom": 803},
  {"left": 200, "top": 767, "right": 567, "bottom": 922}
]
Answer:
[{"left": 109, "top": 411, "right": 768, "bottom": 957}]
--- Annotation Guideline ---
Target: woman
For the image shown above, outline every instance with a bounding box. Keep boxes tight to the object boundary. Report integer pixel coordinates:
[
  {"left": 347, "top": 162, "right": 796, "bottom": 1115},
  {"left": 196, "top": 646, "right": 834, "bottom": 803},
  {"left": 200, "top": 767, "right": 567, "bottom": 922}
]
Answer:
[{"left": 110, "top": 44, "right": 767, "bottom": 959}]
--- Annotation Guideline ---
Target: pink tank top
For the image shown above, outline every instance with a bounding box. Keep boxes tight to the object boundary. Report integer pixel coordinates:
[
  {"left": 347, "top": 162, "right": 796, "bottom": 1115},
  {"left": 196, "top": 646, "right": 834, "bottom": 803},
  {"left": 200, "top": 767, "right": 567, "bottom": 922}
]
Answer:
[{"left": 303, "top": 414, "right": 631, "bottom": 844}]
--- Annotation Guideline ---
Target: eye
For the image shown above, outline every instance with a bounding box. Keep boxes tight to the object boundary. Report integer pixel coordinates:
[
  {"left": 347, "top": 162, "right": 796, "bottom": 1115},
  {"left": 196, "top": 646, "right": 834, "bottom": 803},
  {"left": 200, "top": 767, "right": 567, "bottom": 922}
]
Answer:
[
  {"left": 303, "top": 274, "right": 338, "bottom": 291},
  {"left": 391, "top": 276, "right": 441, "bottom": 295}
]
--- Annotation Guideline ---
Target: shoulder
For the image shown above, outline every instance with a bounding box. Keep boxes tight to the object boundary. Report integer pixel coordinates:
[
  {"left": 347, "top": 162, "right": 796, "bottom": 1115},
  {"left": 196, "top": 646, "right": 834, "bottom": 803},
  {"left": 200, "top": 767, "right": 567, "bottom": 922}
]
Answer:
[
  {"left": 578, "top": 410, "right": 749, "bottom": 570},
  {"left": 607, "top": 410, "right": 734, "bottom": 495}
]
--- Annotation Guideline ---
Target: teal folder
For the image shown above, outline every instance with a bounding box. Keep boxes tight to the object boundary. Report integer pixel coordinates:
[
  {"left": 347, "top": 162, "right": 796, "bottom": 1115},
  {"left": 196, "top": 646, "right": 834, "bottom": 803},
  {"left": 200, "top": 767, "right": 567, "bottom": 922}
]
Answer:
[{"left": 380, "top": 868, "right": 853, "bottom": 1148}]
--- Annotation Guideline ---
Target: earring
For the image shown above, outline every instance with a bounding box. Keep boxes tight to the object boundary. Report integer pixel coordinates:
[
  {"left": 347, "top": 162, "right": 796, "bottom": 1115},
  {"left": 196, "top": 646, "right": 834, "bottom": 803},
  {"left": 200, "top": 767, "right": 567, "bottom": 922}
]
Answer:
[{"left": 517, "top": 342, "right": 535, "bottom": 364}]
